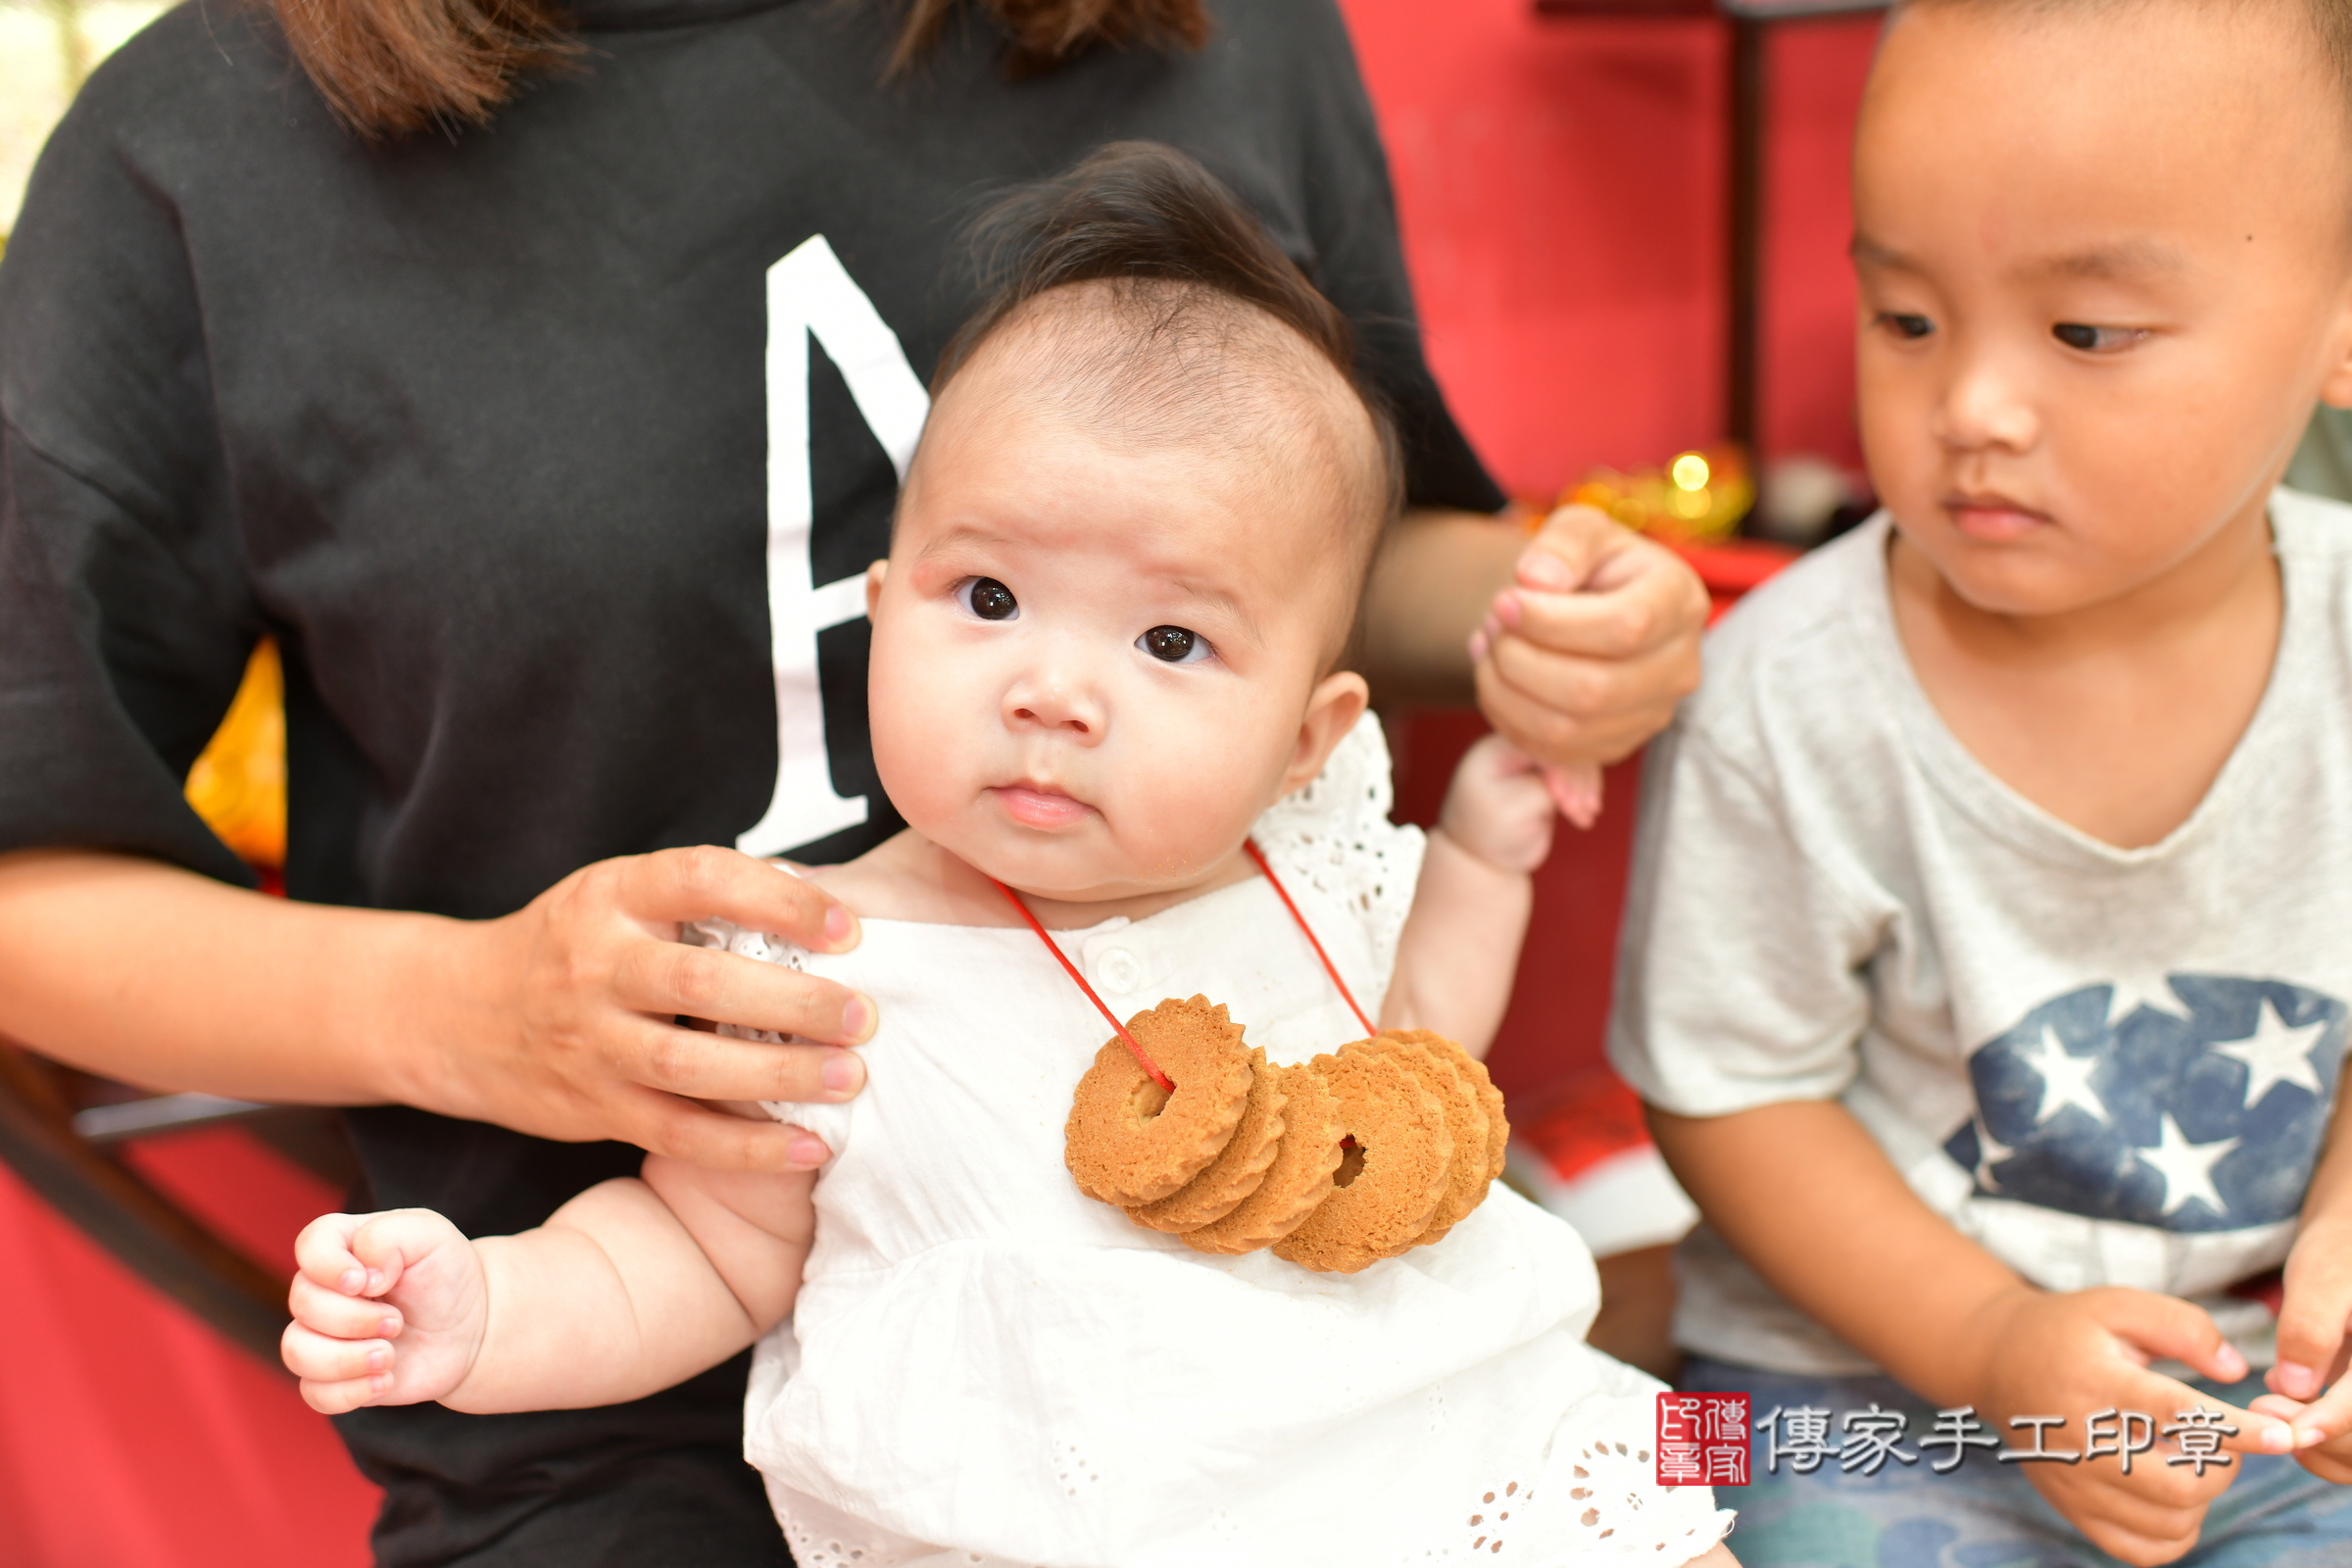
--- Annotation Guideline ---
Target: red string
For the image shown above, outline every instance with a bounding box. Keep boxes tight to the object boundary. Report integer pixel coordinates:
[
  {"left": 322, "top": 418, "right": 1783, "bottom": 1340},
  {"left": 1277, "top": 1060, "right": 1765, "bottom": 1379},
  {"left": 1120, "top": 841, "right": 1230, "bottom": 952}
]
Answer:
[
  {"left": 997, "top": 839, "right": 1376, "bottom": 1097},
  {"left": 1243, "top": 838, "right": 1376, "bottom": 1036},
  {"left": 992, "top": 878, "right": 1176, "bottom": 1094}
]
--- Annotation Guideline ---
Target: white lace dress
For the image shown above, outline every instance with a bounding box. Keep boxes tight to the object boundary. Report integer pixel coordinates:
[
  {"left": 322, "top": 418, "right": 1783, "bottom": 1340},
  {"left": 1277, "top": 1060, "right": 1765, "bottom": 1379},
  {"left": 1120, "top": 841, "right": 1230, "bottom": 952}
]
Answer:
[{"left": 690, "top": 716, "right": 1733, "bottom": 1567}]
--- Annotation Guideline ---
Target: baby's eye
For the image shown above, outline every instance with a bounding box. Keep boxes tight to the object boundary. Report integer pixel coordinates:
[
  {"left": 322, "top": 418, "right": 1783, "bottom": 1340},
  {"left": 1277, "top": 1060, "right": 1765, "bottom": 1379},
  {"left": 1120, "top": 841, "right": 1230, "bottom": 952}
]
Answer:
[
  {"left": 1877, "top": 312, "right": 1935, "bottom": 341},
  {"left": 2052, "top": 322, "right": 2146, "bottom": 354},
  {"left": 958, "top": 577, "right": 1018, "bottom": 621},
  {"left": 1139, "top": 625, "right": 1210, "bottom": 664}
]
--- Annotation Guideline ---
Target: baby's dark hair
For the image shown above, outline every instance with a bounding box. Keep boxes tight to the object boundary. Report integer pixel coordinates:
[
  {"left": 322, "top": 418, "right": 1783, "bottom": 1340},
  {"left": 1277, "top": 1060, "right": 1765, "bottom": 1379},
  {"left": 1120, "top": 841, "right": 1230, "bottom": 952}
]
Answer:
[{"left": 929, "top": 143, "right": 1405, "bottom": 597}]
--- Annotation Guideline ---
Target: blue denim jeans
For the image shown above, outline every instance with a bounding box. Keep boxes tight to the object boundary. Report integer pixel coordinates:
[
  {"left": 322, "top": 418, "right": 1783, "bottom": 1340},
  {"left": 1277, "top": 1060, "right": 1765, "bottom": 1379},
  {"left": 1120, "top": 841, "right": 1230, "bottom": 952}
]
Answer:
[{"left": 1681, "top": 1355, "right": 2352, "bottom": 1567}]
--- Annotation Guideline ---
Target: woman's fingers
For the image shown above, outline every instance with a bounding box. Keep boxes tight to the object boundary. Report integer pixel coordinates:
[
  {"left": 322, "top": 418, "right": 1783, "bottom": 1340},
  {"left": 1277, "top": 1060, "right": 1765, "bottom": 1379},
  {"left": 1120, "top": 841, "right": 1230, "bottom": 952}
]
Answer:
[
  {"left": 1465, "top": 512, "right": 1704, "bottom": 771},
  {"left": 616, "top": 847, "right": 859, "bottom": 954},
  {"left": 621, "top": 1086, "right": 836, "bottom": 1169},
  {"left": 1474, "top": 636, "right": 1693, "bottom": 767},
  {"left": 422, "top": 842, "right": 880, "bottom": 1160},
  {"left": 611, "top": 941, "right": 874, "bottom": 1048},
  {"left": 610, "top": 1011, "right": 865, "bottom": 1103},
  {"left": 1500, "top": 509, "right": 1709, "bottom": 661}
]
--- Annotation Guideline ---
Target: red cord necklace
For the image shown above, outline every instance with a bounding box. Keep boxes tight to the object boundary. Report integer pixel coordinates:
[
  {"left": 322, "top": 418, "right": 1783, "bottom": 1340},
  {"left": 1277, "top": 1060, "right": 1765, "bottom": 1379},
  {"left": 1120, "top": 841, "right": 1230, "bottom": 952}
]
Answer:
[{"left": 990, "top": 836, "right": 1375, "bottom": 1095}]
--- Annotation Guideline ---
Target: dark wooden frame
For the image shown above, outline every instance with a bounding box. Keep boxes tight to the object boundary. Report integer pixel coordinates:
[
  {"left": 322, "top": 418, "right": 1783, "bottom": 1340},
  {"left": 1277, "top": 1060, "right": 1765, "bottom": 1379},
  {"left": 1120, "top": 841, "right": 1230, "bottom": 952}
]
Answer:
[{"left": 0, "top": 1041, "right": 351, "bottom": 1365}]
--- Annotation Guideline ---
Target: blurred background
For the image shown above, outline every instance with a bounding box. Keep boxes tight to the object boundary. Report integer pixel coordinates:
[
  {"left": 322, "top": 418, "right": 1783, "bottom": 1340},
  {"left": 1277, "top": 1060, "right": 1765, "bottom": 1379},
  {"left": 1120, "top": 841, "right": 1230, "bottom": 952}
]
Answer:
[{"left": 0, "top": 2, "right": 1882, "bottom": 1562}]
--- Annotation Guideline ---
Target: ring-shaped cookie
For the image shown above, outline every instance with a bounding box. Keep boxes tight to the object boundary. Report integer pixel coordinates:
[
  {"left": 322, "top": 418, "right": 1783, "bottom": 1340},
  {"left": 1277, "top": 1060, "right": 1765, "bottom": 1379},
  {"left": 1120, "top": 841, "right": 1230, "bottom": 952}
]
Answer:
[
  {"left": 1128, "top": 1049, "right": 1288, "bottom": 1234},
  {"left": 1369, "top": 1031, "right": 1490, "bottom": 1247},
  {"left": 1380, "top": 1027, "right": 1507, "bottom": 1179},
  {"left": 1064, "top": 995, "right": 1253, "bottom": 1207},
  {"left": 1271, "top": 1042, "right": 1452, "bottom": 1274},
  {"left": 1182, "top": 1061, "right": 1346, "bottom": 1255}
]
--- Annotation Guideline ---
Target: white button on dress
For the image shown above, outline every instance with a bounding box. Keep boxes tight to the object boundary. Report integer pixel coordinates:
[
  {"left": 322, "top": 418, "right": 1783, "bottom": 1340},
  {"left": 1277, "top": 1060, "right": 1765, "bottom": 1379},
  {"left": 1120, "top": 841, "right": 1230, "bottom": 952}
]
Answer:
[{"left": 1093, "top": 947, "right": 1144, "bottom": 996}]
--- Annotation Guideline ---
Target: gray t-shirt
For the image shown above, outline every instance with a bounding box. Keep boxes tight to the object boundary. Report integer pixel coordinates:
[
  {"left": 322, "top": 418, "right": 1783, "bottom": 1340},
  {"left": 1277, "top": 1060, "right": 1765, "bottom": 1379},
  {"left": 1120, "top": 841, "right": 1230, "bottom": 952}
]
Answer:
[{"left": 1610, "top": 493, "right": 2352, "bottom": 1375}]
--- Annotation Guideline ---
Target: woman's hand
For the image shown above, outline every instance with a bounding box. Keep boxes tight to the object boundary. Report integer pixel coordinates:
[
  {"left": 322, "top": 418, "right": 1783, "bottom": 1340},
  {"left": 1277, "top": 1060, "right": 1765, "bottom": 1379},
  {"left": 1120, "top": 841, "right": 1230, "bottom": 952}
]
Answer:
[
  {"left": 1360, "top": 505, "right": 1706, "bottom": 773},
  {"left": 1467, "top": 505, "right": 1707, "bottom": 770},
  {"left": 0, "top": 845, "right": 871, "bottom": 1173},
  {"left": 412, "top": 846, "right": 874, "bottom": 1171}
]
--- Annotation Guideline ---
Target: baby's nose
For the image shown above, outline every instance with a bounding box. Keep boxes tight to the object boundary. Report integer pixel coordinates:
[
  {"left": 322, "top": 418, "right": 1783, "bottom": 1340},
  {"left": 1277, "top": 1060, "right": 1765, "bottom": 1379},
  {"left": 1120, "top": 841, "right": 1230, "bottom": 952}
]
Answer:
[
  {"left": 1012, "top": 702, "right": 1091, "bottom": 735},
  {"left": 1005, "top": 677, "right": 1104, "bottom": 738}
]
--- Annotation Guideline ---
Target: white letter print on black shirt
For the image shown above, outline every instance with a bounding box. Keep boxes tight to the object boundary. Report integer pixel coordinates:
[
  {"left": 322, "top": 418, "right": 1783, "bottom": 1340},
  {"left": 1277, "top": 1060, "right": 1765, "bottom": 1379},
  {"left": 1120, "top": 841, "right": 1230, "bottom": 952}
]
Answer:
[{"left": 738, "top": 235, "right": 931, "bottom": 858}]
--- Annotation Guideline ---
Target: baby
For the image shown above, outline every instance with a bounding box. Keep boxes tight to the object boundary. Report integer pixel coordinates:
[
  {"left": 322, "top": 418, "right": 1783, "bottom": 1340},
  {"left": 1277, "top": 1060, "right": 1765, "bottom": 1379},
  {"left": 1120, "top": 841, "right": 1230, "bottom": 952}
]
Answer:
[
  {"left": 1613, "top": 0, "right": 2352, "bottom": 1563},
  {"left": 280, "top": 145, "right": 1740, "bottom": 1567}
]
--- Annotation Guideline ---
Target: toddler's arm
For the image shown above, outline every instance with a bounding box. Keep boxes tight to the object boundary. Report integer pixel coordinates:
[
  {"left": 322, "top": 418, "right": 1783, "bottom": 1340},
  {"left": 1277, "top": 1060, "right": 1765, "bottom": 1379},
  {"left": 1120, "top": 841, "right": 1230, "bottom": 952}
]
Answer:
[
  {"left": 1654, "top": 1100, "right": 2293, "bottom": 1565},
  {"left": 280, "top": 1156, "right": 814, "bottom": 1414},
  {"left": 2247, "top": 1088, "right": 2352, "bottom": 1477},
  {"left": 1381, "top": 734, "right": 1553, "bottom": 1056}
]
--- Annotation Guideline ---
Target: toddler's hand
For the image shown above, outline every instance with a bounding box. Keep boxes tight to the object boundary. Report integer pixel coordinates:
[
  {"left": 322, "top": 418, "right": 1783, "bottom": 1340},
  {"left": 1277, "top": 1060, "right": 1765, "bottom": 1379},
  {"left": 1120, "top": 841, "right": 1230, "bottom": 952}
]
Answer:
[
  {"left": 2247, "top": 1216, "right": 2352, "bottom": 1481},
  {"left": 1439, "top": 735, "right": 1557, "bottom": 876},
  {"left": 1968, "top": 1286, "right": 2290, "bottom": 1564},
  {"left": 281, "top": 1208, "right": 489, "bottom": 1415}
]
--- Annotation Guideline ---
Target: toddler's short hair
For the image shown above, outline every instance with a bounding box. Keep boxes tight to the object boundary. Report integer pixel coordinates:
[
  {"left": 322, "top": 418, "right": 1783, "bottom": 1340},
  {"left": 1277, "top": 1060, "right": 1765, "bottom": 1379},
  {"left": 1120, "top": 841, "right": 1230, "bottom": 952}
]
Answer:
[
  {"left": 1901, "top": 0, "right": 2352, "bottom": 112},
  {"left": 931, "top": 142, "right": 1405, "bottom": 580}
]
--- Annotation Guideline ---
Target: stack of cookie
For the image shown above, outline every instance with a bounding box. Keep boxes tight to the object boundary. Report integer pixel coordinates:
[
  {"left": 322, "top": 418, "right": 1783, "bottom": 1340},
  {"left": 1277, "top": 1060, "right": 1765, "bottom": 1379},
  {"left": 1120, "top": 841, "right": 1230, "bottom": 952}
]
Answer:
[{"left": 1063, "top": 995, "right": 1508, "bottom": 1273}]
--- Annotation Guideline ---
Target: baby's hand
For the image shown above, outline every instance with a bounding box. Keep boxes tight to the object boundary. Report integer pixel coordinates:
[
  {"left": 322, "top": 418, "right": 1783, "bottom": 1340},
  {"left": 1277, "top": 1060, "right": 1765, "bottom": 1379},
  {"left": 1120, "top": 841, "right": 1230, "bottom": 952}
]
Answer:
[
  {"left": 1970, "top": 1286, "right": 2290, "bottom": 1564},
  {"left": 1439, "top": 735, "right": 1558, "bottom": 875},
  {"left": 2247, "top": 1216, "right": 2352, "bottom": 1481},
  {"left": 281, "top": 1208, "right": 490, "bottom": 1415}
]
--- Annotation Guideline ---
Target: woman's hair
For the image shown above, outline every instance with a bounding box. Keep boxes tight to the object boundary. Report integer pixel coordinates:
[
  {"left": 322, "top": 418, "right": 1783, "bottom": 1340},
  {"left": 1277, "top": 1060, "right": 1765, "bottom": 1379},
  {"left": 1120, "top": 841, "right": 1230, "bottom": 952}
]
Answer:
[{"left": 267, "top": 0, "right": 1211, "bottom": 139}]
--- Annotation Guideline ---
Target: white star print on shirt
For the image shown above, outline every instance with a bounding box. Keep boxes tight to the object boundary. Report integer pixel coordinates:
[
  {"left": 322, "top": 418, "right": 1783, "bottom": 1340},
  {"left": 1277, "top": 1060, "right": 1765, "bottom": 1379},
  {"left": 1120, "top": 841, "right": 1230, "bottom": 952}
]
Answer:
[
  {"left": 2016, "top": 1025, "right": 2109, "bottom": 1126},
  {"left": 2212, "top": 998, "right": 2329, "bottom": 1111},
  {"left": 1972, "top": 1112, "right": 2018, "bottom": 1191},
  {"left": 2136, "top": 1114, "right": 2237, "bottom": 1218},
  {"left": 2103, "top": 977, "right": 2186, "bottom": 1030}
]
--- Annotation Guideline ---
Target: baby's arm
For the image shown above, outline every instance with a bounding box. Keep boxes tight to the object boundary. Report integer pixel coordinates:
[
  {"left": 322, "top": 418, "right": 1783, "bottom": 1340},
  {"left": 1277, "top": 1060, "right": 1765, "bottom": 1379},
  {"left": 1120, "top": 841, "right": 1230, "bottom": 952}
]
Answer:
[
  {"left": 2247, "top": 1091, "right": 2352, "bottom": 1476},
  {"left": 1381, "top": 734, "right": 1554, "bottom": 1056},
  {"left": 280, "top": 1157, "right": 814, "bottom": 1414}
]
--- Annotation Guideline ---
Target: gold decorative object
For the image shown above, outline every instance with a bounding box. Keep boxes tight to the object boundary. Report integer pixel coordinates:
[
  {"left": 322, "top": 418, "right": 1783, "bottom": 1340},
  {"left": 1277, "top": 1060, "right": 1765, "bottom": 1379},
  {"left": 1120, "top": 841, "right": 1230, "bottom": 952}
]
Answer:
[{"left": 1560, "top": 444, "right": 1754, "bottom": 546}]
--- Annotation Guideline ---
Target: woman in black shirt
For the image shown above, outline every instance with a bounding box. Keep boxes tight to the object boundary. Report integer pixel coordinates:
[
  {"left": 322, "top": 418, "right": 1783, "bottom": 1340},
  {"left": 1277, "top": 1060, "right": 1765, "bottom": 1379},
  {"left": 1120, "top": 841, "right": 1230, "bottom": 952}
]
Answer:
[{"left": 0, "top": 0, "right": 1706, "bottom": 1560}]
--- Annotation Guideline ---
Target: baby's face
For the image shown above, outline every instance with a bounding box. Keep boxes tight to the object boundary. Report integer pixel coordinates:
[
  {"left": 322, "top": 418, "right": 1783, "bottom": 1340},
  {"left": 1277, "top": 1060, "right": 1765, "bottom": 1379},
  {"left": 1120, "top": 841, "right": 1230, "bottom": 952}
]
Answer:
[
  {"left": 865, "top": 326, "right": 1369, "bottom": 904},
  {"left": 1852, "top": 0, "right": 2352, "bottom": 615}
]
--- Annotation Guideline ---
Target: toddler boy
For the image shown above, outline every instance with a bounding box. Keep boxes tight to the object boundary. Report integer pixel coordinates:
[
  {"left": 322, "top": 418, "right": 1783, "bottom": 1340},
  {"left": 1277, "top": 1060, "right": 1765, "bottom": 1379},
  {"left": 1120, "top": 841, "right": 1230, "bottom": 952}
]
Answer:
[{"left": 1614, "top": 0, "right": 2352, "bottom": 1561}]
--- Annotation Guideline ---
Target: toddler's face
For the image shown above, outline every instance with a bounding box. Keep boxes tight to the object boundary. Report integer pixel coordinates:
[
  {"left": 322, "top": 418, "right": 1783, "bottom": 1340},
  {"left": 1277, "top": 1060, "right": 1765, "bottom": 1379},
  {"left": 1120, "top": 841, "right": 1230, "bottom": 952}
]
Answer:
[
  {"left": 1852, "top": 0, "right": 2352, "bottom": 615},
  {"left": 864, "top": 322, "right": 1370, "bottom": 904}
]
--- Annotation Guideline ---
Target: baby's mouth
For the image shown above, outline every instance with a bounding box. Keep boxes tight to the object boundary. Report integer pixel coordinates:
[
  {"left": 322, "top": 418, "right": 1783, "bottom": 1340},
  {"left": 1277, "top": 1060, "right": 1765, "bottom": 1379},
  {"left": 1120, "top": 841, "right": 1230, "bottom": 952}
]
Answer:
[{"left": 991, "top": 783, "right": 1096, "bottom": 830}]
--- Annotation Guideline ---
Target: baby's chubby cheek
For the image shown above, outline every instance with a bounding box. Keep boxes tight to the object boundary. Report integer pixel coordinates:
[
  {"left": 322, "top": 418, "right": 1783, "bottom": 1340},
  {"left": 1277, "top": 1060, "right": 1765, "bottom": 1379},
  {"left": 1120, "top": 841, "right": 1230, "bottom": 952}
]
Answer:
[
  {"left": 864, "top": 623, "right": 985, "bottom": 844},
  {"left": 1095, "top": 732, "right": 1275, "bottom": 879}
]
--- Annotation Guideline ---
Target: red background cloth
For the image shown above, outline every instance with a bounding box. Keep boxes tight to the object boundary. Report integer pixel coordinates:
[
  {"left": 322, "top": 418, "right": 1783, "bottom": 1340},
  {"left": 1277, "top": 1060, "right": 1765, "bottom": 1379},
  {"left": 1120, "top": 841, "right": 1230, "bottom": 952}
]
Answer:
[{"left": 0, "top": 5, "right": 1876, "bottom": 1561}]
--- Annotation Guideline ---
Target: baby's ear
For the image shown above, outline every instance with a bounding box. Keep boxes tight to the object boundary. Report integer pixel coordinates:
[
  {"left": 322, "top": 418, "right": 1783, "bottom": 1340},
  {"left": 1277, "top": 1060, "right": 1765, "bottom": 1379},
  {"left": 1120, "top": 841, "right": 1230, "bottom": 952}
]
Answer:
[
  {"left": 1279, "top": 672, "right": 1371, "bottom": 796},
  {"left": 864, "top": 560, "right": 890, "bottom": 618},
  {"left": 2321, "top": 272, "right": 2352, "bottom": 410}
]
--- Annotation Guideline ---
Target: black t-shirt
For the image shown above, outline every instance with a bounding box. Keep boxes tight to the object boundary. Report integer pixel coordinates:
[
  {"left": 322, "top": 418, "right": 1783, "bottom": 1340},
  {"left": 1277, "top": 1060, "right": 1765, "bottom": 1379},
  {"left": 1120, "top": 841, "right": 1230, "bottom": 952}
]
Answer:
[{"left": 0, "top": 1, "right": 1502, "bottom": 1561}]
